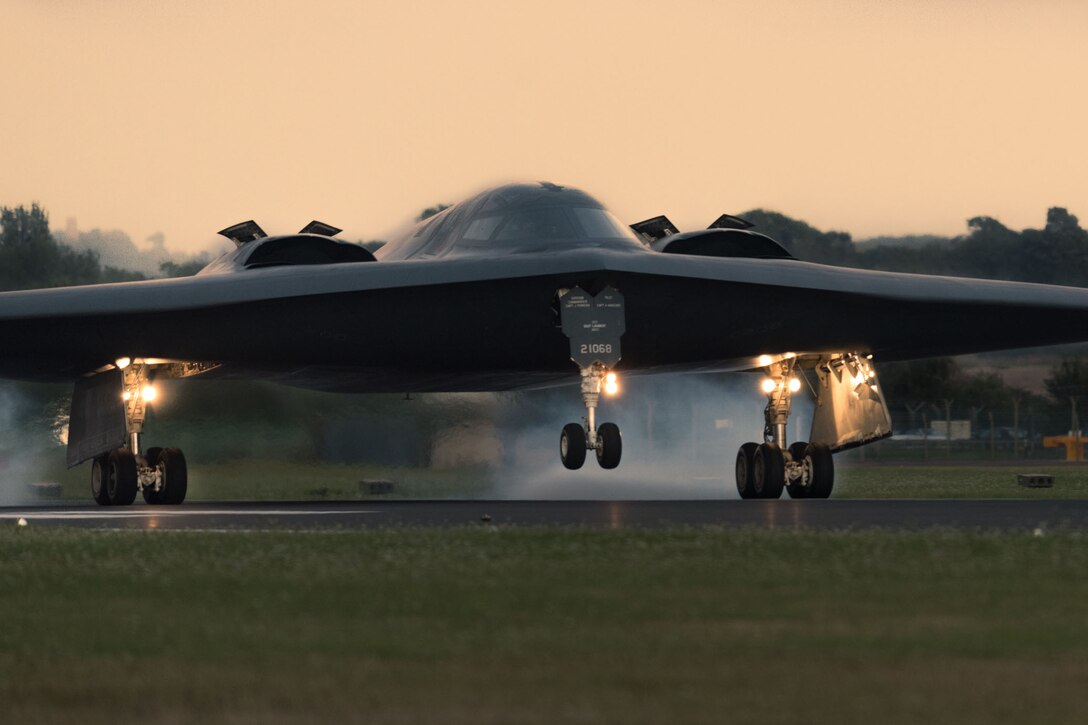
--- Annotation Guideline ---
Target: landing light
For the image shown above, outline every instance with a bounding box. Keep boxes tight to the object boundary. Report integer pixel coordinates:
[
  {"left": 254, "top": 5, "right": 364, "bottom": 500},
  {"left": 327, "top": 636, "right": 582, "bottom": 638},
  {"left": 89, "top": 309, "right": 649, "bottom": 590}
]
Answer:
[
  {"left": 115, "top": 357, "right": 131, "bottom": 370},
  {"left": 604, "top": 372, "right": 619, "bottom": 396},
  {"left": 761, "top": 378, "right": 777, "bottom": 394},
  {"left": 141, "top": 385, "right": 157, "bottom": 402},
  {"left": 788, "top": 377, "right": 801, "bottom": 393},
  {"left": 757, "top": 354, "right": 773, "bottom": 367}
]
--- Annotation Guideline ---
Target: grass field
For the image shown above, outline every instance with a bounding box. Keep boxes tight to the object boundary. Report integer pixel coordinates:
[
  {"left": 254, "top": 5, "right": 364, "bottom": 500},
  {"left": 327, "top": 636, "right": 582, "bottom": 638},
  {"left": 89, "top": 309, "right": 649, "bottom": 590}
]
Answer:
[{"left": 1, "top": 526, "right": 1086, "bottom": 724}]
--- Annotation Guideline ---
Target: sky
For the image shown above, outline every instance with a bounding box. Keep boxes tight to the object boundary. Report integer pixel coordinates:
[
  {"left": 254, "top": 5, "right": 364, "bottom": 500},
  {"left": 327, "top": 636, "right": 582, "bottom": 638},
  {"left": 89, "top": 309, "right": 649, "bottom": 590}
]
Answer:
[{"left": 3, "top": 0, "right": 1086, "bottom": 256}]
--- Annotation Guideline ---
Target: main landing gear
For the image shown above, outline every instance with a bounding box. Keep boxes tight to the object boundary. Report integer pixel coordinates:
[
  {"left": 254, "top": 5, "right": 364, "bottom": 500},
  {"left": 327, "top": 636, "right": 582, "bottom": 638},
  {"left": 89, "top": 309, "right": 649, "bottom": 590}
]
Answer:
[
  {"left": 560, "top": 363, "right": 622, "bottom": 470},
  {"left": 90, "top": 359, "right": 188, "bottom": 506},
  {"left": 735, "top": 358, "right": 834, "bottom": 500}
]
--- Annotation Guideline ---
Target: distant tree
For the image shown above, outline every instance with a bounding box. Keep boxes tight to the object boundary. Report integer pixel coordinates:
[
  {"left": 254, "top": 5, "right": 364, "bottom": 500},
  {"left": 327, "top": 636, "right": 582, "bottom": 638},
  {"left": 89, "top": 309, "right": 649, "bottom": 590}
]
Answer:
[
  {"left": 1044, "top": 359, "right": 1088, "bottom": 432},
  {"left": 878, "top": 357, "right": 961, "bottom": 430},
  {"left": 418, "top": 204, "right": 450, "bottom": 221},
  {"left": 959, "top": 371, "right": 1010, "bottom": 432},
  {"left": 0, "top": 204, "right": 105, "bottom": 290},
  {"left": 740, "top": 209, "right": 854, "bottom": 264},
  {"left": 853, "top": 240, "right": 953, "bottom": 275},
  {"left": 101, "top": 266, "right": 146, "bottom": 283},
  {"left": 947, "top": 216, "right": 1021, "bottom": 280},
  {"left": 159, "top": 258, "right": 208, "bottom": 277}
]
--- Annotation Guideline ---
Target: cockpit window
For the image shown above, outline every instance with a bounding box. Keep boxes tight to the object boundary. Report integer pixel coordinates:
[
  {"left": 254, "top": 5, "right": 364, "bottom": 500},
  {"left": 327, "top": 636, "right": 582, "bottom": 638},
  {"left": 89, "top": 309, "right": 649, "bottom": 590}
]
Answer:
[
  {"left": 463, "top": 216, "right": 502, "bottom": 240},
  {"left": 493, "top": 208, "right": 577, "bottom": 241},
  {"left": 572, "top": 208, "right": 635, "bottom": 239}
]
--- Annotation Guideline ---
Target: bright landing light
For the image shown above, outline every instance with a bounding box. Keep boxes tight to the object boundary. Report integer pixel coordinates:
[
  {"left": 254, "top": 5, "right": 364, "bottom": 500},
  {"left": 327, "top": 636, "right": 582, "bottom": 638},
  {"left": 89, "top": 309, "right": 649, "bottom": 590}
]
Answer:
[
  {"left": 788, "top": 377, "right": 802, "bottom": 393},
  {"left": 604, "top": 372, "right": 620, "bottom": 396},
  {"left": 761, "top": 378, "right": 777, "bottom": 394},
  {"left": 141, "top": 385, "right": 157, "bottom": 402}
]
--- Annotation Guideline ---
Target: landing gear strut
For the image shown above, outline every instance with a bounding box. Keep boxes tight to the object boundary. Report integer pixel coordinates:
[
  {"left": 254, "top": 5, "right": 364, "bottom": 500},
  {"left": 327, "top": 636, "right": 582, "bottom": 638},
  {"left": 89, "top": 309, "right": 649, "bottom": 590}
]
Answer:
[
  {"left": 556, "top": 285, "right": 625, "bottom": 471},
  {"left": 560, "top": 363, "right": 622, "bottom": 470},
  {"left": 735, "top": 357, "right": 834, "bottom": 499},
  {"left": 89, "top": 359, "right": 188, "bottom": 506}
]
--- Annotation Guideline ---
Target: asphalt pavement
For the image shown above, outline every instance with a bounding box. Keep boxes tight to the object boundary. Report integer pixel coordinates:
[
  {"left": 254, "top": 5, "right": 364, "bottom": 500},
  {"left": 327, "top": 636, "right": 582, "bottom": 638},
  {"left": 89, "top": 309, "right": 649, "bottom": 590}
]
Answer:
[{"left": 1, "top": 499, "right": 1086, "bottom": 530}]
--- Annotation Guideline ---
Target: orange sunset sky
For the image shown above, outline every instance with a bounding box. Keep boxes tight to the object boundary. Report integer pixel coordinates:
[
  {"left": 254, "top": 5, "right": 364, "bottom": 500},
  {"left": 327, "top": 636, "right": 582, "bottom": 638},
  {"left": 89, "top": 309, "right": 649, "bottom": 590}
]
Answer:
[{"left": 3, "top": 0, "right": 1086, "bottom": 254}]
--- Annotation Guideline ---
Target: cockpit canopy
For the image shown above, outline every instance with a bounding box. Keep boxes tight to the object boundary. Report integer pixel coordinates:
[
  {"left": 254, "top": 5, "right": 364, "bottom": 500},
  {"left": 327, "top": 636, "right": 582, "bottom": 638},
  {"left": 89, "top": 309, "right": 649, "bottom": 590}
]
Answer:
[{"left": 377, "top": 182, "right": 647, "bottom": 260}]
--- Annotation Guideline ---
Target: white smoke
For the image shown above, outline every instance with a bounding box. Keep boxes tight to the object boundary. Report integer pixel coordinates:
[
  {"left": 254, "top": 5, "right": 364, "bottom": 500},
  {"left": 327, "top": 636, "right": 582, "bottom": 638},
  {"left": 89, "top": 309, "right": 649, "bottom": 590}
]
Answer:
[
  {"left": 486, "top": 373, "right": 814, "bottom": 500},
  {"left": 0, "top": 382, "right": 70, "bottom": 505}
]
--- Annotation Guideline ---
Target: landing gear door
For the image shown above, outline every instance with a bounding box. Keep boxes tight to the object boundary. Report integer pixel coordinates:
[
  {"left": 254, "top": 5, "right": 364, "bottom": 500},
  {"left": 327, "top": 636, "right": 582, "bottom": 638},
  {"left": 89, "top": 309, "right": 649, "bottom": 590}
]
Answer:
[
  {"left": 809, "top": 356, "right": 893, "bottom": 452},
  {"left": 559, "top": 286, "right": 624, "bottom": 368},
  {"left": 67, "top": 369, "right": 127, "bottom": 468}
]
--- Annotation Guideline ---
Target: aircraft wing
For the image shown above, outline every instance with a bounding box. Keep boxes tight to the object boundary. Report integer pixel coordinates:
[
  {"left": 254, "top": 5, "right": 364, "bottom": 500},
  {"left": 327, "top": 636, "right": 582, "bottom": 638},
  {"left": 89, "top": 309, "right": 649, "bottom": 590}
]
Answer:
[{"left": 2, "top": 248, "right": 1088, "bottom": 391}]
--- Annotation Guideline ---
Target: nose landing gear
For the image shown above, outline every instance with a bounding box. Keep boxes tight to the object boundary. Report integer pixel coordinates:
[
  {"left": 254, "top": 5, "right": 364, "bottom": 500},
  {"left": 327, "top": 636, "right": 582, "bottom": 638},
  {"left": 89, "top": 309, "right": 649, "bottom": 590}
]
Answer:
[
  {"left": 556, "top": 285, "right": 625, "bottom": 471},
  {"left": 560, "top": 363, "right": 622, "bottom": 470}
]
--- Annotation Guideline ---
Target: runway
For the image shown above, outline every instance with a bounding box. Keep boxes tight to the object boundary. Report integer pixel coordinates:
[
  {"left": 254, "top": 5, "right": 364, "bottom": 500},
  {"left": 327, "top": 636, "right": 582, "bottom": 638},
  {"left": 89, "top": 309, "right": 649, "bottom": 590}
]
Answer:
[{"left": 2, "top": 499, "right": 1087, "bottom": 530}]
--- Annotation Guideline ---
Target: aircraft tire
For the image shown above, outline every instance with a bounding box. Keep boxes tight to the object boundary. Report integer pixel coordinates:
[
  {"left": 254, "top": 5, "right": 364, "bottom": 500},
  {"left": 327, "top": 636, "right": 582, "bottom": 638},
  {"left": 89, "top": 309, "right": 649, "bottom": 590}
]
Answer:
[
  {"left": 91, "top": 454, "right": 112, "bottom": 506},
  {"left": 158, "top": 448, "right": 188, "bottom": 505},
  {"left": 804, "top": 443, "right": 834, "bottom": 499},
  {"left": 142, "top": 447, "right": 164, "bottom": 504},
  {"left": 735, "top": 442, "right": 759, "bottom": 499},
  {"left": 786, "top": 442, "right": 810, "bottom": 499},
  {"left": 595, "top": 422, "right": 622, "bottom": 469},
  {"left": 107, "top": 449, "right": 138, "bottom": 506},
  {"left": 753, "top": 443, "right": 785, "bottom": 499},
  {"left": 560, "top": 423, "right": 587, "bottom": 470}
]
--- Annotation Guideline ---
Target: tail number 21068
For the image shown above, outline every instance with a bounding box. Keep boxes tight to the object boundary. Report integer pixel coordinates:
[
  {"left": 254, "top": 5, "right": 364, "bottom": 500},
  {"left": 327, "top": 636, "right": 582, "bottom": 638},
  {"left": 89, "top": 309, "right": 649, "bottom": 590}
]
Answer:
[{"left": 580, "top": 343, "right": 613, "bottom": 354}]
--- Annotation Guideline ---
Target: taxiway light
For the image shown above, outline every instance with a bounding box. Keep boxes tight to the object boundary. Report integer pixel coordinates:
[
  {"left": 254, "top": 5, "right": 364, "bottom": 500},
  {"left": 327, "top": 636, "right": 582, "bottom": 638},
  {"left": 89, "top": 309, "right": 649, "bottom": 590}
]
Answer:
[
  {"left": 115, "top": 357, "right": 131, "bottom": 370},
  {"left": 760, "top": 378, "right": 777, "bottom": 394},
  {"left": 141, "top": 385, "right": 157, "bottom": 402},
  {"left": 604, "top": 372, "right": 619, "bottom": 396},
  {"left": 788, "top": 377, "right": 802, "bottom": 393}
]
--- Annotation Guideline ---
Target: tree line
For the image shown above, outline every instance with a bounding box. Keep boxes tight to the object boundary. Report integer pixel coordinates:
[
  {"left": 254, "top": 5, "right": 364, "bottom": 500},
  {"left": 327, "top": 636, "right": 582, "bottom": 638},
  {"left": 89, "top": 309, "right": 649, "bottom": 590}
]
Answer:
[
  {"left": 0, "top": 204, "right": 214, "bottom": 292},
  {"left": 743, "top": 206, "right": 1088, "bottom": 286}
]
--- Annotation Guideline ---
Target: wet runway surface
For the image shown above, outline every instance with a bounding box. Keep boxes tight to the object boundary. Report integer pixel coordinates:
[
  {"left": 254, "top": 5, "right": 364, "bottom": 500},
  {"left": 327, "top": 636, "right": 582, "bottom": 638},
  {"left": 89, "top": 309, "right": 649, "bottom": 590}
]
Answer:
[{"left": 2, "top": 499, "right": 1087, "bottom": 530}]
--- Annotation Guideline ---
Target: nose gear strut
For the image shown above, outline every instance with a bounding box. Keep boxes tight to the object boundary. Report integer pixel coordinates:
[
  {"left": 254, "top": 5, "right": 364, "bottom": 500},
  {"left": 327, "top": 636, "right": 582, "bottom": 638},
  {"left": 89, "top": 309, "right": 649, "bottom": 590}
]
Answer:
[{"left": 557, "top": 286, "right": 625, "bottom": 470}]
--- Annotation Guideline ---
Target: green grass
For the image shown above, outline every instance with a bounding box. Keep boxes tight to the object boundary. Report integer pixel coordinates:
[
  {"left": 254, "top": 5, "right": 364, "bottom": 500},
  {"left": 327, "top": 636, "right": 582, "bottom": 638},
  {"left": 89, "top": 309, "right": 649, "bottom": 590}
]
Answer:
[{"left": 1, "top": 527, "right": 1086, "bottom": 724}]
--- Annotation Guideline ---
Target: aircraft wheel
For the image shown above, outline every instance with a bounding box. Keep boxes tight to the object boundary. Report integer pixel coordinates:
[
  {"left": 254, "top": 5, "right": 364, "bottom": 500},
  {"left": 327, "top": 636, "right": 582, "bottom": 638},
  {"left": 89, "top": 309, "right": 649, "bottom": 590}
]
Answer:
[
  {"left": 142, "top": 447, "right": 165, "bottom": 504},
  {"left": 804, "top": 443, "right": 834, "bottom": 499},
  {"left": 91, "top": 454, "right": 112, "bottom": 506},
  {"left": 735, "top": 442, "right": 759, "bottom": 499},
  {"left": 107, "top": 449, "right": 138, "bottom": 506},
  {"left": 786, "top": 441, "right": 810, "bottom": 499},
  {"left": 595, "top": 422, "right": 622, "bottom": 469},
  {"left": 753, "top": 443, "right": 785, "bottom": 499},
  {"left": 158, "top": 448, "right": 188, "bottom": 505},
  {"left": 560, "top": 423, "right": 587, "bottom": 470}
]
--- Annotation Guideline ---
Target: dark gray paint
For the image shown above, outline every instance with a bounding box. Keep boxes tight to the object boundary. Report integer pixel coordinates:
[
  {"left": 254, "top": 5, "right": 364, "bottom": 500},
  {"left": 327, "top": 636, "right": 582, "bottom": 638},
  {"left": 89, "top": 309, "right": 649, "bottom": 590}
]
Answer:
[{"left": 2, "top": 182, "right": 1088, "bottom": 392}]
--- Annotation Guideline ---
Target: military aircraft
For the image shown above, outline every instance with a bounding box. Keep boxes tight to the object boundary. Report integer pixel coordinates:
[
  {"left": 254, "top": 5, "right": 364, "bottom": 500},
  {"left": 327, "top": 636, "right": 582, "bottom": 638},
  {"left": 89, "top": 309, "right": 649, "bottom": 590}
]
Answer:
[{"left": 2, "top": 181, "right": 1088, "bottom": 505}]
